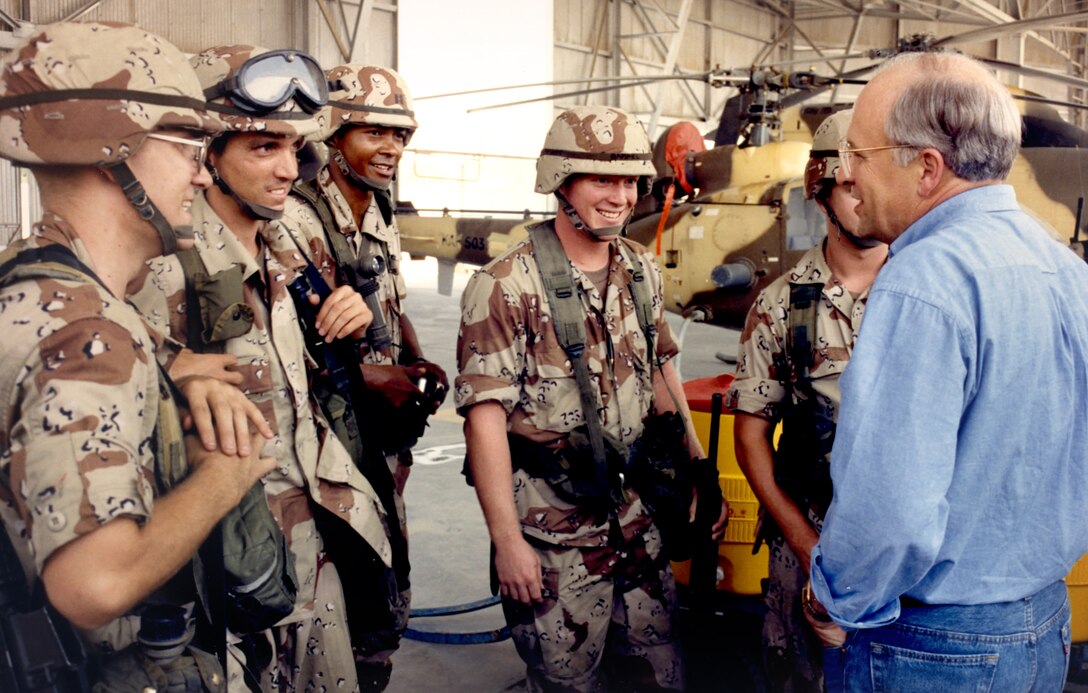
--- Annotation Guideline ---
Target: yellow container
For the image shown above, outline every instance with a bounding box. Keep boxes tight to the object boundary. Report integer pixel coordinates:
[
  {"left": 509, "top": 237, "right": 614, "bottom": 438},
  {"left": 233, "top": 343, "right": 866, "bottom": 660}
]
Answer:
[{"left": 1068, "top": 554, "right": 1088, "bottom": 642}]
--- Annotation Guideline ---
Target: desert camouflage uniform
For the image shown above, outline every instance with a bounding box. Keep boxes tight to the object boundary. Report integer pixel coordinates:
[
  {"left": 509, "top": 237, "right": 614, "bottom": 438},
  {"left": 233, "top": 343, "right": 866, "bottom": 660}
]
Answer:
[
  {"left": 726, "top": 242, "right": 870, "bottom": 693},
  {"left": 277, "top": 164, "right": 412, "bottom": 661},
  {"left": 0, "top": 216, "right": 168, "bottom": 654},
  {"left": 455, "top": 230, "right": 684, "bottom": 692},
  {"left": 130, "top": 197, "right": 393, "bottom": 691}
]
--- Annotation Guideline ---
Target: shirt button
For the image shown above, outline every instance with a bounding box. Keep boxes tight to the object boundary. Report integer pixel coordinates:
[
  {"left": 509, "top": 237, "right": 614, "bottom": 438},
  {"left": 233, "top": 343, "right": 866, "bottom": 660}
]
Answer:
[{"left": 46, "top": 511, "right": 66, "bottom": 532}]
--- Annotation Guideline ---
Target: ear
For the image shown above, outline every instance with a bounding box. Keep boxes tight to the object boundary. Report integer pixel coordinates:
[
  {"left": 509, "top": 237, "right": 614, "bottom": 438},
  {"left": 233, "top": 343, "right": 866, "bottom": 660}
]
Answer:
[{"left": 915, "top": 148, "right": 946, "bottom": 197}]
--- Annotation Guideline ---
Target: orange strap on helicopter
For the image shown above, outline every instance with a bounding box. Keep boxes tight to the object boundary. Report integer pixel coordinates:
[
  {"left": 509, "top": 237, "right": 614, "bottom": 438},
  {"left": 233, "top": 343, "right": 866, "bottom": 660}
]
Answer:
[{"left": 654, "top": 122, "right": 706, "bottom": 255}]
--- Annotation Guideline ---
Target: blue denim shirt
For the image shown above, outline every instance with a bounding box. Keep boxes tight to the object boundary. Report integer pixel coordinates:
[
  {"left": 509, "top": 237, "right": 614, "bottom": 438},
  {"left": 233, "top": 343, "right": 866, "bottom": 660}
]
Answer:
[{"left": 810, "top": 184, "right": 1088, "bottom": 629}]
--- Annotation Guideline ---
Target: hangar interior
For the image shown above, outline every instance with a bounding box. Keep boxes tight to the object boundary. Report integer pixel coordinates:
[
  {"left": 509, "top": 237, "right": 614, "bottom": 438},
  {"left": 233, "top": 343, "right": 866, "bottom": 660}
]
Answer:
[
  {"left": 0, "top": 0, "right": 1085, "bottom": 243},
  {"left": 0, "top": 3, "right": 1087, "bottom": 690}
]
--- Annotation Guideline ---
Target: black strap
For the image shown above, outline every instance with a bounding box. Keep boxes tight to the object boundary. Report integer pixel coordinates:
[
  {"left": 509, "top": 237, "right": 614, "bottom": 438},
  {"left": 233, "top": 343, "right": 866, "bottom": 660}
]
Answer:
[
  {"left": 0, "top": 244, "right": 104, "bottom": 291},
  {"left": 787, "top": 283, "right": 824, "bottom": 385},
  {"left": 530, "top": 222, "right": 609, "bottom": 491}
]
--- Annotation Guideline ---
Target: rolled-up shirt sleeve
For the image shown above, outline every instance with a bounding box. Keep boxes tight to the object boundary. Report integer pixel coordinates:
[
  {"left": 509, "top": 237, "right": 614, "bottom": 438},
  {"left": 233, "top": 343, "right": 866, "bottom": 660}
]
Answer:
[{"left": 810, "top": 287, "right": 969, "bottom": 628}]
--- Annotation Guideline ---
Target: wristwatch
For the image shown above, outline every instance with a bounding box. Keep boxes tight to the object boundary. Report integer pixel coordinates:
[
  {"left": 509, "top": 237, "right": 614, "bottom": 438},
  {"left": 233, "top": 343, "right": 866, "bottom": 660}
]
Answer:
[{"left": 802, "top": 582, "right": 833, "bottom": 624}]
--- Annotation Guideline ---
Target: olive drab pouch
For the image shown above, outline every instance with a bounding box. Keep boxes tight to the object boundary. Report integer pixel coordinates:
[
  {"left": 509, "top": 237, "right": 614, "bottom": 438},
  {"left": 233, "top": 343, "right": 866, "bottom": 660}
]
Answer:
[
  {"left": 176, "top": 248, "right": 254, "bottom": 352},
  {"left": 194, "top": 484, "right": 299, "bottom": 635}
]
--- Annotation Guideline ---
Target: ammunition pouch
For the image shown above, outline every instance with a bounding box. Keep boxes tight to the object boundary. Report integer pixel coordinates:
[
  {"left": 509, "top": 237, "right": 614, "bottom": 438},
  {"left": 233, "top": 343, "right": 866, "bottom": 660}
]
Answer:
[
  {"left": 508, "top": 431, "right": 626, "bottom": 515},
  {"left": 626, "top": 412, "right": 698, "bottom": 561}
]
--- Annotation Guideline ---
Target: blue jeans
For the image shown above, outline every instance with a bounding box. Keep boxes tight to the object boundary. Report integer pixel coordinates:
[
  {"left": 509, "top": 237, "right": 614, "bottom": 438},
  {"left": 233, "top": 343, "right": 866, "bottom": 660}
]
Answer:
[{"left": 823, "top": 580, "right": 1072, "bottom": 693}]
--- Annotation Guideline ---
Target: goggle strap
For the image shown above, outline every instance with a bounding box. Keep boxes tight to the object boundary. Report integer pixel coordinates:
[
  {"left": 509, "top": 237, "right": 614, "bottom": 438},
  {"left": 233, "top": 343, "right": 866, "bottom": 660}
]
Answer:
[{"left": 202, "top": 101, "right": 316, "bottom": 119}]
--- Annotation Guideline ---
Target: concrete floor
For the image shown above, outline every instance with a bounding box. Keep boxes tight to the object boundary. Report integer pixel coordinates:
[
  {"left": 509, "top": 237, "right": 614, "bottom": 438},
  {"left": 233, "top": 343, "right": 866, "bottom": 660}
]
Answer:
[{"left": 386, "top": 258, "right": 747, "bottom": 692}]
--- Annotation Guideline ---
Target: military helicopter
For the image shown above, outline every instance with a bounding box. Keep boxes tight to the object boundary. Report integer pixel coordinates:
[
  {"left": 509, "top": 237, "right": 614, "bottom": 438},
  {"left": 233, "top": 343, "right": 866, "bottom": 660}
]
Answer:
[{"left": 396, "top": 31, "right": 1088, "bottom": 331}]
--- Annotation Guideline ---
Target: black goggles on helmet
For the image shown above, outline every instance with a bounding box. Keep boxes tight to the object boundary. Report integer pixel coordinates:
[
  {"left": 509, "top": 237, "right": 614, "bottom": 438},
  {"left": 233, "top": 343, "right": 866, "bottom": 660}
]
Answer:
[{"left": 203, "top": 50, "right": 328, "bottom": 114}]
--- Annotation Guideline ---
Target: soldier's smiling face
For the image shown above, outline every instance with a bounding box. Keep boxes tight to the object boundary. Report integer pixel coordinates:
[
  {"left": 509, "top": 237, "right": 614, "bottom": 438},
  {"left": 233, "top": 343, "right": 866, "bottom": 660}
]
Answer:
[
  {"left": 127, "top": 129, "right": 214, "bottom": 253},
  {"left": 560, "top": 173, "right": 638, "bottom": 236},
  {"left": 332, "top": 125, "right": 410, "bottom": 189}
]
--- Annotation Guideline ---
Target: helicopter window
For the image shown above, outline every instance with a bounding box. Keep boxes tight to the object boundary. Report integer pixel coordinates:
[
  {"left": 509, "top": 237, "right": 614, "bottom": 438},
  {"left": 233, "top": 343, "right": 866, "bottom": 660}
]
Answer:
[{"left": 785, "top": 185, "right": 825, "bottom": 251}]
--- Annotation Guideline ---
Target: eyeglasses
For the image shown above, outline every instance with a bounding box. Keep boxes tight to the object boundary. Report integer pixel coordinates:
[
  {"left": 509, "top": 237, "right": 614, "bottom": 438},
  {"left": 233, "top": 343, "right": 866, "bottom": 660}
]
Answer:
[
  {"left": 146, "top": 132, "right": 211, "bottom": 169},
  {"left": 203, "top": 50, "right": 329, "bottom": 115},
  {"left": 837, "top": 138, "right": 916, "bottom": 178}
]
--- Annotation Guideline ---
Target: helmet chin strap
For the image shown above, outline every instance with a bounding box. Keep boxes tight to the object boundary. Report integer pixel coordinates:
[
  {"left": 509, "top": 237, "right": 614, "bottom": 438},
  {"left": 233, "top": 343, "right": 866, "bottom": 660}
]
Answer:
[
  {"left": 107, "top": 162, "right": 188, "bottom": 255},
  {"left": 820, "top": 196, "right": 882, "bottom": 249},
  {"left": 555, "top": 190, "right": 630, "bottom": 242},
  {"left": 331, "top": 148, "right": 392, "bottom": 192},
  {"left": 207, "top": 162, "right": 283, "bottom": 221}
]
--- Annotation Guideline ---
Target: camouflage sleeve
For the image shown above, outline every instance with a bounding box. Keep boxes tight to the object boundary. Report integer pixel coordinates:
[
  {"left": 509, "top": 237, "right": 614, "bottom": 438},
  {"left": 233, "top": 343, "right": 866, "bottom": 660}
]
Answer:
[
  {"left": 454, "top": 268, "right": 524, "bottom": 417},
  {"left": 8, "top": 318, "right": 156, "bottom": 573},
  {"left": 641, "top": 246, "right": 679, "bottom": 363},
  {"left": 726, "top": 285, "right": 789, "bottom": 419}
]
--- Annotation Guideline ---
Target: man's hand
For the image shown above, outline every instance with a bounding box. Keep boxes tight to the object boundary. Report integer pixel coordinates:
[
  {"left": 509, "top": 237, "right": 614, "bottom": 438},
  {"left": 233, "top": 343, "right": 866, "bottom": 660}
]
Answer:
[
  {"left": 185, "top": 429, "right": 277, "bottom": 507},
  {"left": 802, "top": 581, "right": 847, "bottom": 648},
  {"left": 494, "top": 535, "right": 543, "bottom": 606},
  {"left": 310, "top": 285, "right": 372, "bottom": 343},
  {"left": 178, "top": 376, "right": 273, "bottom": 456},
  {"left": 406, "top": 360, "right": 449, "bottom": 411},
  {"left": 689, "top": 487, "right": 730, "bottom": 540},
  {"left": 361, "top": 363, "right": 430, "bottom": 409},
  {"left": 170, "top": 349, "right": 243, "bottom": 386}
]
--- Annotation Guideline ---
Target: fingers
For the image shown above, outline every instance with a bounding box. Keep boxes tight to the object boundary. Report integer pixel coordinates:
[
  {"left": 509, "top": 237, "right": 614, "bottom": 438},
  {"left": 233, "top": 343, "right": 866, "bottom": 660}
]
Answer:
[
  {"left": 185, "top": 386, "right": 218, "bottom": 453},
  {"left": 711, "top": 500, "right": 729, "bottom": 539},
  {"left": 179, "top": 378, "right": 273, "bottom": 457},
  {"left": 316, "top": 286, "right": 372, "bottom": 342}
]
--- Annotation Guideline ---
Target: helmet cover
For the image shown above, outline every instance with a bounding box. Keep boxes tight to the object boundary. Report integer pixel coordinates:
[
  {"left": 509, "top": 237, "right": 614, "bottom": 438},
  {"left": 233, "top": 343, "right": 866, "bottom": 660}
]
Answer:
[
  {"left": 0, "top": 21, "right": 221, "bottom": 166},
  {"left": 804, "top": 109, "right": 852, "bottom": 200},
  {"left": 320, "top": 63, "right": 417, "bottom": 141},
  {"left": 535, "top": 105, "right": 655, "bottom": 196},
  {"left": 191, "top": 45, "right": 320, "bottom": 138}
]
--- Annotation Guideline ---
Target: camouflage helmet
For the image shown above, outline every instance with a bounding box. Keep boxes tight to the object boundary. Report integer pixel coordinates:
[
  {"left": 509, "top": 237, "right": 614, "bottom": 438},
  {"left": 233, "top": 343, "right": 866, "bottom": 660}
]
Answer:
[
  {"left": 0, "top": 21, "right": 221, "bottom": 167},
  {"left": 320, "top": 63, "right": 418, "bottom": 141},
  {"left": 535, "top": 105, "right": 656, "bottom": 197},
  {"left": 804, "top": 109, "right": 852, "bottom": 200},
  {"left": 191, "top": 45, "right": 323, "bottom": 138}
]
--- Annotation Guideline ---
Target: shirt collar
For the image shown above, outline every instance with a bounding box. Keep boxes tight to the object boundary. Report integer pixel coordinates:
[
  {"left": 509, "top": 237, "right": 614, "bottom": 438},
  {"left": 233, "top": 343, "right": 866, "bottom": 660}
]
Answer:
[{"left": 890, "top": 184, "right": 1019, "bottom": 258}]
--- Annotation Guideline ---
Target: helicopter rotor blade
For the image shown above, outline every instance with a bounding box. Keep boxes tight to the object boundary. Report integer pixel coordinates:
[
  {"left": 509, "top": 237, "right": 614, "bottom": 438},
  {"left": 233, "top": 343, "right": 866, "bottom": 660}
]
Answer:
[
  {"left": 419, "top": 72, "right": 713, "bottom": 102},
  {"left": 465, "top": 79, "right": 664, "bottom": 113},
  {"left": 977, "top": 56, "right": 1088, "bottom": 91},
  {"left": 930, "top": 9, "right": 1088, "bottom": 49}
]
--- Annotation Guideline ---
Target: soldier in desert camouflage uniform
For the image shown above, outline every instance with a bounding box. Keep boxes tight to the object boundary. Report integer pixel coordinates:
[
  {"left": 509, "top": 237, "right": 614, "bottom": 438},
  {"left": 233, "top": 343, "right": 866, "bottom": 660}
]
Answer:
[
  {"left": 726, "top": 110, "right": 886, "bottom": 693},
  {"left": 276, "top": 63, "right": 448, "bottom": 689},
  {"left": 457, "top": 105, "right": 726, "bottom": 692},
  {"left": 0, "top": 21, "right": 275, "bottom": 690},
  {"left": 127, "top": 45, "right": 394, "bottom": 691}
]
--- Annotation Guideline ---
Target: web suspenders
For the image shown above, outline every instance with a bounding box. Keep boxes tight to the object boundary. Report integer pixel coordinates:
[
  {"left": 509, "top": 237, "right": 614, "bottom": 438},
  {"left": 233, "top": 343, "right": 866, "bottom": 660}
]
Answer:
[
  {"left": 786, "top": 282, "right": 824, "bottom": 389},
  {"left": 529, "top": 223, "right": 660, "bottom": 484}
]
